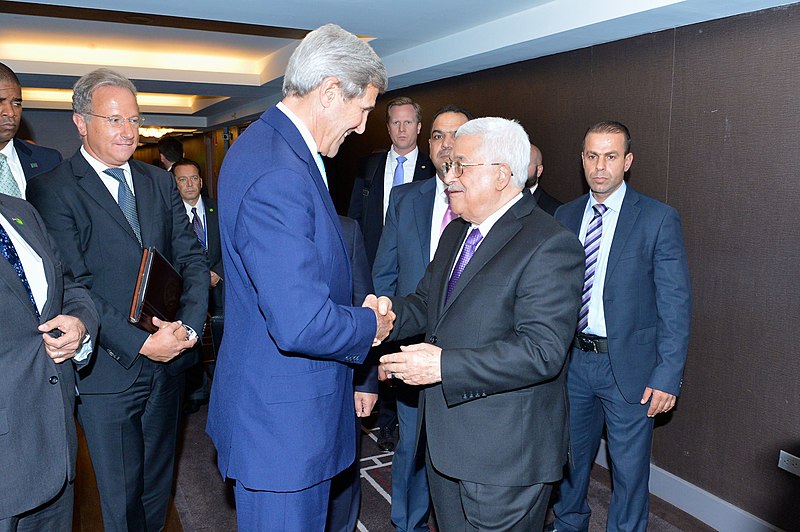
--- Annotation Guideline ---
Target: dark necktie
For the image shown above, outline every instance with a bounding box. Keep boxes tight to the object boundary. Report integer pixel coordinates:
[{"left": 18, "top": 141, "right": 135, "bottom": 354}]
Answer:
[
  {"left": 103, "top": 167, "right": 142, "bottom": 245},
  {"left": 0, "top": 153, "right": 22, "bottom": 198},
  {"left": 0, "top": 223, "right": 39, "bottom": 317},
  {"left": 445, "top": 227, "right": 483, "bottom": 303},
  {"left": 191, "top": 207, "right": 206, "bottom": 249},
  {"left": 578, "top": 203, "right": 608, "bottom": 331},
  {"left": 392, "top": 155, "right": 407, "bottom": 187}
]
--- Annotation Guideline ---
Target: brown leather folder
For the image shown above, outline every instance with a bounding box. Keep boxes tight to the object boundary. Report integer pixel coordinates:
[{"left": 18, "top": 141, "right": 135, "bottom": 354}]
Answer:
[{"left": 129, "top": 247, "right": 183, "bottom": 334}]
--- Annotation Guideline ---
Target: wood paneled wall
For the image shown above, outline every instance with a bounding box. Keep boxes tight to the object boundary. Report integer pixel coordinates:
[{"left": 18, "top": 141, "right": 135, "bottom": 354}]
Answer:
[{"left": 331, "top": 4, "right": 800, "bottom": 528}]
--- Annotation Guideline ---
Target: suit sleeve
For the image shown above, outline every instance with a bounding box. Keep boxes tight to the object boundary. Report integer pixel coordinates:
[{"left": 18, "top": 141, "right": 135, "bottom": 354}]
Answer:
[
  {"left": 348, "top": 223, "right": 378, "bottom": 393},
  {"left": 441, "top": 230, "right": 584, "bottom": 406},
  {"left": 236, "top": 168, "right": 375, "bottom": 361},
  {"left": 28, "top": 202, "right": 99, "bottom": 363},
  {"left": 27, "top": 176, "right": 148, "bottom": 368},
  {"left": 371, "top": 188, "right": 401, "bottom": 296},
  {"left": 648, "top": 207, "right": 691, "bottom": 395}
]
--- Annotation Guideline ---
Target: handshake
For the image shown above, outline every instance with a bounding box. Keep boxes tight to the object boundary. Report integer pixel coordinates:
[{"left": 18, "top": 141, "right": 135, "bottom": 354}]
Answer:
[{"left": 362, "top": 294, "right": 394, "bottom": 346}]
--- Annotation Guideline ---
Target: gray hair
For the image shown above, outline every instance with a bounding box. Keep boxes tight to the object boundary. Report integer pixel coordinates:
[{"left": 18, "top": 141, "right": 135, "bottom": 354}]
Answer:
[
  {"left": 72, "top": 68, "right": 137, "bottom": 116},
  {"left": 283, "top": 24, "right": 387, "bottom": 99},
  {"left": 455, "top": 117, "right": 530, "bottom": 190}
]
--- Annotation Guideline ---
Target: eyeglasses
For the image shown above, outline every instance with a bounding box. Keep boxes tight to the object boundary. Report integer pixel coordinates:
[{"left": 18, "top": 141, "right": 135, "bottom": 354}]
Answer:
[
  {"left": 87, "top": 113, "right": 143, "bottom": 128},
  {"left": 176, "top": 175, "right": 201, "bottom": 184},
  {"left": 441, "top": 160, "right": 509, "bottom": 178}
]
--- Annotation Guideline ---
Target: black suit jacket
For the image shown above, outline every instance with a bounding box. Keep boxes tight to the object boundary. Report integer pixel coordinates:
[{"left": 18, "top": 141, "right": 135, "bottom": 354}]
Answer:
[
  {"left": 532, "top": 185, "right": 562, "bottom": 216},
  {"left": 26, "top": 153, "right": 209, "bottom": 394},
  {"left": 347, "top": 149, "right": 435, "bottom": 266},
  {"left": 201, "top": 196, "right": 224, "bottom": 314},
  {"left": 390, "top": 192, "right": 584, "bottom": 486},
  {"left": 0, "top": 193, "right": 98, "bottom": 518},
  {"left": 13, "top": 138, "right": 63, "bottom": 181}
]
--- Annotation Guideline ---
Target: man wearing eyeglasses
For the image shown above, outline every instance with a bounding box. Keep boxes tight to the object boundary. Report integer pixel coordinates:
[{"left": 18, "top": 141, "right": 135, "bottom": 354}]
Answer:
[
  {"left": 374, "top": 117, "right": 584, "bottom": 531},
  {"left": 372, "top": 104, "right": 473, "bottom": 532},
  {"left": 173, "top": 158, "right": 224, "bottom": 414},
  {"left": 26, "top": 68, "right": 208, "bottom": 532},
  {"left": 0, "top": 62, "right": 63, "bottom": 199}
]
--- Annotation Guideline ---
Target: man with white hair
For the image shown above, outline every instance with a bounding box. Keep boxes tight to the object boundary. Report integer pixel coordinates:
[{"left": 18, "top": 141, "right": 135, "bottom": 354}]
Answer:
[
  {"left": 374, "top": 117, "right": 584, "bottom": 530},
  {"left": 206, "top": 24, "right": 394, "bottom": 529}
]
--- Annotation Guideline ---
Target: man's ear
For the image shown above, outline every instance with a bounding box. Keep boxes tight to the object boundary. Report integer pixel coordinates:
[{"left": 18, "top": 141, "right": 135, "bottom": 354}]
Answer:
[
  {"left": 496, "top": 163, "right": 512, "bottom": 190},
  {"left": 319, "top": 77, "right": 340, "bottom": 108},
  {"left": 73, "top": 113, "right": 87, "bottom": 137}
]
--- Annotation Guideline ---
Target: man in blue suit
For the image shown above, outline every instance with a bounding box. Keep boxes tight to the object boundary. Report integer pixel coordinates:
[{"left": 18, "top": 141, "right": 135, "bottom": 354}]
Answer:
[
  {"left": 549, "top": 121, "right": 691, "bottom": 532},
  {"left": 206, "top": 24, "right": 394, "bottom": 530},
  {"left": 0, "top": 62, "right": 62, "bottom": 199},
  {"left": 372, "top": 104, "right": 473, "bottom": 532}
]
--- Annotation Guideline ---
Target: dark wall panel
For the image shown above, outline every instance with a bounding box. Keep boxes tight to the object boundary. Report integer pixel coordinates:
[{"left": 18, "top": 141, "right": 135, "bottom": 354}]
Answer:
[
  {"left": 333, "top": 4, "right": 800, "bottom": 528},
  {"left": 661, "top": 8, "right": 800, "bottom": 528}
]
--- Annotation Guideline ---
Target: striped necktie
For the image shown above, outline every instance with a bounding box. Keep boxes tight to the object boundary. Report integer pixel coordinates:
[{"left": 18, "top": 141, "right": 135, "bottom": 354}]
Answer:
[
  {"left": 446, "top": 227, "right": 482, "bottom": 302},
  {"left": 578, "top": 203, "right": 608, "bottom": 332},
  {"left": 191, "top": 207, "right": 206, "bottom": 249}
]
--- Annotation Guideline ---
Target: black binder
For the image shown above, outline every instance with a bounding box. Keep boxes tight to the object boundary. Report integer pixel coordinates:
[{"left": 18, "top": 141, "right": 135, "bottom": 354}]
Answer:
[{"left": 129, "top": 247, "right": 183, "bottom": 334}]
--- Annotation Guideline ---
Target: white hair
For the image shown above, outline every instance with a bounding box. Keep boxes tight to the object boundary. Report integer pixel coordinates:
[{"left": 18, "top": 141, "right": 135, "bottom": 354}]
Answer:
[
  {"left": 283, "top": 24, "right": 388, "bottom": 99},
  {"left": 456, "top": 117, "right": 530, "bottom": 189}
]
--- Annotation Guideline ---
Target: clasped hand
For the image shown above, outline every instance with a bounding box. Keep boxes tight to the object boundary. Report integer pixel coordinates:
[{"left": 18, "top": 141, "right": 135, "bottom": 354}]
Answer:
[
  {"left": 362, "top": 294, "right": 395, "bottom": 346},
  {"left": 379, "top": 343, "right": 442, "bottom": 386},
  {"left": 140, "top": 317, "right": 197, "bottom": 362},
  {"left": 39, "top": 314, "right": 88, "bottom": 363}
]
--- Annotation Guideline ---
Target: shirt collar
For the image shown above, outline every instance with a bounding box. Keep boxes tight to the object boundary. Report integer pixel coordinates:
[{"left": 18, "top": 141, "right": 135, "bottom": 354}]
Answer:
[
  {"left": 80, "top": 145, "right": 131, "bottom": 178},
  {"left": 472, "top": 192, "right": 524, "bottom": 236},
  {"left": 586, "top": 180, "right": 627, "bottom": 214}
]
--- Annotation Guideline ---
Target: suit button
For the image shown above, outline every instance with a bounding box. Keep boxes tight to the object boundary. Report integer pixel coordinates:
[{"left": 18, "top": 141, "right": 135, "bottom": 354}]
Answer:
[
  {"left": 49, "top": 375, "right": 59, "bottom": 385},
  {"left": 429, "top": 335, "right": 438, "bottom": 344}
]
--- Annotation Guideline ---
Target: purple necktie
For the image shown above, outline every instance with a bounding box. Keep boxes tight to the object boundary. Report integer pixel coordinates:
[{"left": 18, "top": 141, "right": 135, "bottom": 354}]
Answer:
[
  {"left": 445, "top": 227, "right": 483, "bottom": 302},
  {"left": 440, "top": 190, "right": 457, "bottom": 235},
  {"left": 578, "top": 203, "right": 608, "bottom": 331},
  {"left": 392, "top": 156, "right": 407, "bottom": 187},
  {"left": 191, "top": 207, "right": 206, "bottom": 249}
]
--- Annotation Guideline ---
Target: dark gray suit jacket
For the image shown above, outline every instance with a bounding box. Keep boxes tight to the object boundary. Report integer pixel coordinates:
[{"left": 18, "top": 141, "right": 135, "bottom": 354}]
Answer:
[
  {"left": 390, "top": 192, "right": 584, "bottom": 486},
  {"left": 26, "top": 153, "right": 209, "bottom": 394},
  {"left": 0, "top": 193, "right": 98, "bottom": 518}
]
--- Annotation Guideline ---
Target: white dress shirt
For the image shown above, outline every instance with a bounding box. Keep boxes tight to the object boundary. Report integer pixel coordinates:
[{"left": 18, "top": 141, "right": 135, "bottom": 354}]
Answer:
[
  {"left": 429, "top": 177, "right": 450, "bottom": 262},
  {"left": 578, "top": 181, "right": 627, "bottom": 337},
  {"left": 276, "top": 101, "right": 327, "bottom": 189},
  {"left": 80, "top": 146, "right": 135, "bottom": 200},
  {"left": 383, "top": 146, "right": 419, "bottom": 221}
]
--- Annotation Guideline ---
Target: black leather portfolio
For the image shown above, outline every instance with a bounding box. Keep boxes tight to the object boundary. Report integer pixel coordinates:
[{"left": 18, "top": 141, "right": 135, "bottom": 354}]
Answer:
[{"left": 129, "top": 247, "right": 183, "bottom": 334}]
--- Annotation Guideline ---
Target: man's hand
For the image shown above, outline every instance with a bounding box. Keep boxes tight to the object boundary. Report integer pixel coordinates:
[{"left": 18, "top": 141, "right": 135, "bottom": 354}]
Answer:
[
  {"left": 210, "top": 271, "right": 222, "bottom": 288},
  {"left": 39, "top": 315, "right": 88, "bottom": 363},
  {"left": 641, "top": 386, "right": 677, "bottom": 417},
  {"left": 140, "top": 317, "right": 197, "bottom": 362},
  {"left": 379, "top": 343, "right": 442, "bottom": 386},
  {"left": 362, "top": 294, "right": 395, "bottom": 346},
  {"left": 354, "top": 391, "right": 378, "bottom": 418}
]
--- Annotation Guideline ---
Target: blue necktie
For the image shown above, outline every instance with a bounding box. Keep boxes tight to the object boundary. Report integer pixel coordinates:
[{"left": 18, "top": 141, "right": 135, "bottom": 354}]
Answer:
[
  {"left": 392, "top": 156, "right": 407, "bottom": 187},
  {"left": 446, "top": 228, "right": 483, "bottom": 302},
  {"left": 578, "top": 203, "right": 608, "bottom": 331},
  {"left": 103, "top": 167, "right": 142, "bottom": 245},
  {"left": 0, "top": 223, "right": 39, "bottom": 317},
  {"left": 192, "top": 207, "right": 206, "bottom": 249}
]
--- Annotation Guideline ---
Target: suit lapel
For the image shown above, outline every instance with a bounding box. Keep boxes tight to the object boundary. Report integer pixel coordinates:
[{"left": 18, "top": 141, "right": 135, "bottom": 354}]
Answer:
[
  {"left": 439, "top": 197, "right": 531, "bottom": 318},
  {"left": 605, "top": 187, "right": 640, "bottom": 282},
  {"left": 412, "top": 154, "right": 431, "bottom": 182},
  {"left": 130, "top": 162, "right": 156, "bottom": 247},
  {"left": 72, "top": 156, "right": 141, "bottom": 245},
  {"left": 14, "top": 139, "right": 37, "bottom": 181},
  {"left": 0, "top": 200, "right": 53, "bottom": 320},
  {"left": 412, "top": 179, "right": 436, "bottom": 265}
]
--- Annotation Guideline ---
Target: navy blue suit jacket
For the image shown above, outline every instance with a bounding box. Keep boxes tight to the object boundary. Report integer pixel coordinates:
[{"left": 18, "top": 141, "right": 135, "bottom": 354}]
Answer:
[
  {"left": 206, "top": 106, "right": 376, "bottom": 492},
  {"left": 555, "top": 186, "right": 691, "bottom": 402},
  {"left": 372, "top": 177, "right": 437, "bottom": 298},
  {"left": 13, "top": 138, "right": 62, "bottom": 180},
  {"left": 347, "top": 149, "right": 435, "bottom": 267}
]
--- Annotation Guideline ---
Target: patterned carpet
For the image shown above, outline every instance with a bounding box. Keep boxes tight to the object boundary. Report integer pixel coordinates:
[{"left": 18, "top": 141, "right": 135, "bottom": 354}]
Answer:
[{"left": 173, "top": 406, "right": 711, "bottom": 531}]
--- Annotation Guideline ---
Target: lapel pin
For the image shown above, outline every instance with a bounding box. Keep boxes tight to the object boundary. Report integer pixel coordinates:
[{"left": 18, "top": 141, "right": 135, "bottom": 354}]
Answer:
[
  {"left": 13, "top": 217, "right": 24, "bottom": 225},
  {"left": 30, "top": 162, "right": 39, "bottom": 168}
]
